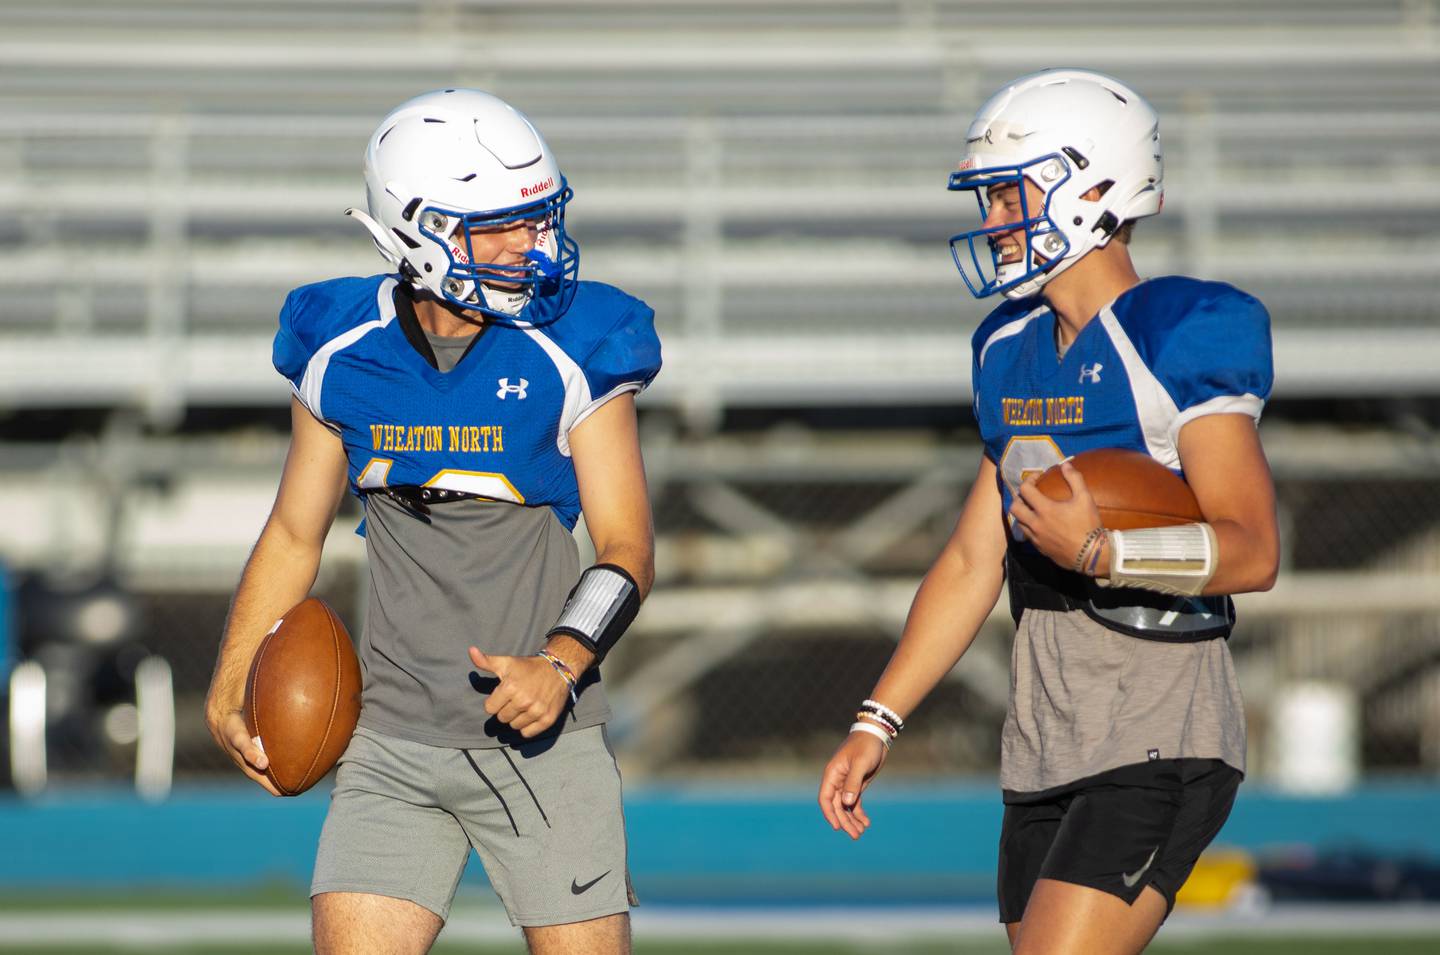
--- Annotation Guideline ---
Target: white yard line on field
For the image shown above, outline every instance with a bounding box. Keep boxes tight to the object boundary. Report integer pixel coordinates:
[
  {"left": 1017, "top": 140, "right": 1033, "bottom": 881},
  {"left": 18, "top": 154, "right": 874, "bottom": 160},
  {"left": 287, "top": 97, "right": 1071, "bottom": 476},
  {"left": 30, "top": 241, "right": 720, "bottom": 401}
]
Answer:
[{"left": 0, "top": 904, "right": 1437, "bottom": 947}]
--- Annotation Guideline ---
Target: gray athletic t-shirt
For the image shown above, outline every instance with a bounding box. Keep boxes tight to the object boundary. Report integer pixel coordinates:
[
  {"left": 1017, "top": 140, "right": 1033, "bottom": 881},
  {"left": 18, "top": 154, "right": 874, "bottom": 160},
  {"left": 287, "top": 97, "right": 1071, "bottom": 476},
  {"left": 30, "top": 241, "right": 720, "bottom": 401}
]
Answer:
[
  {"left": 354, "top": 328, "right": 607, "bottom": 748},
  {"left": 424, "top": 329, "right": 474, "bottom": 373},
  {"left": 999, "top": 608, "right": 1246, "bottom": 796},
  {"left": 356, "top": 491, "right": 610, "bottom": 748}
]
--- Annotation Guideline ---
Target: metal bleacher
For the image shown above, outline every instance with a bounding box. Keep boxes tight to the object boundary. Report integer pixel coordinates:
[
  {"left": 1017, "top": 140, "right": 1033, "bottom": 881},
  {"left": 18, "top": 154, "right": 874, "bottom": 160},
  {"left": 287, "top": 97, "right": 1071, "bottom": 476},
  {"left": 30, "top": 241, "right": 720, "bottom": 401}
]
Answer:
[
  {"left": 1, "top": 0, "right": 1438, "bottom": 420},
  {"left": 3, "top": 2, "right": 1440, "bottom": 787}
]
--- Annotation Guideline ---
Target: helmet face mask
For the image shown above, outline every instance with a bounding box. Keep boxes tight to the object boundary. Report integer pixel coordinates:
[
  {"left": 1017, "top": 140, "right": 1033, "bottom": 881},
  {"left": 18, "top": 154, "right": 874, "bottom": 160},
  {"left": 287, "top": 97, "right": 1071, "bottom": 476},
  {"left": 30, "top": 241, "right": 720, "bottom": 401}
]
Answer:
[
  {"left": 948, "top": 154, "right": 1074, "bottom": 299},
  {"left": 348, "top": 89, "right": 580, "bottom": 326},
  {"left": 947, "top": 69, "right": 1163, "bottom": 301},
  {"left": 415, "top": 190, "right": 579, "bottom": 324}
]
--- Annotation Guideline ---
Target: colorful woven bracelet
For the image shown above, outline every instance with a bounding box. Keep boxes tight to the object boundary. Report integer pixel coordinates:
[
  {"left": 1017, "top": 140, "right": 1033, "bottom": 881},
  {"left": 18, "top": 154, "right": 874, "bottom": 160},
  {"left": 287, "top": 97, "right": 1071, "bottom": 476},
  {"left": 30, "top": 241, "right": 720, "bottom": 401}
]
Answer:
[{"left": 535, "top": 650, "right": 578, "bottom": 706}]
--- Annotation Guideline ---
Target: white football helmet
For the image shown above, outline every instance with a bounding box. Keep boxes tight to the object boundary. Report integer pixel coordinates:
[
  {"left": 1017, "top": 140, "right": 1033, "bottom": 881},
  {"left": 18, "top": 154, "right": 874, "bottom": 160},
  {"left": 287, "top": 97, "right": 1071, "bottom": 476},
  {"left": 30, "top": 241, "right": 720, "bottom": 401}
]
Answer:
[
  {"left": 948, "top": 69, "right": 1163, "bottom": 300},
  {"left": 347, "top": 89, "right": 579, "bottom": 324}
]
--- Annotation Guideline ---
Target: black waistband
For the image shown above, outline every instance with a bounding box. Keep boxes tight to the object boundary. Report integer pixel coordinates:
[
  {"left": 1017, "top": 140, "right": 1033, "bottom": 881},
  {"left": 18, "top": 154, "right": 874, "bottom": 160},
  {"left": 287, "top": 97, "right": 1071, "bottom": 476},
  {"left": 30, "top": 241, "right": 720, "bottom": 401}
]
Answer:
[
  {"left": 360, "top": 484, "right": 488, "bottom": 521},
  {"left": 1006, "top": 546, "right": 1233, "bottom": 643}
]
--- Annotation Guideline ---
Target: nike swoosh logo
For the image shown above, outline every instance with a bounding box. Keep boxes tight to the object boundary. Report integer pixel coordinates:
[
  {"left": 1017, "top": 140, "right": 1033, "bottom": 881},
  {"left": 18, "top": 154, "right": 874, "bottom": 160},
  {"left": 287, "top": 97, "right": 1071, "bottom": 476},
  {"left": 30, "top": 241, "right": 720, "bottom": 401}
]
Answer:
[
  {"left": 1122, "top": 847, "right": 1159, "bottom": 888},
  {"left": 571, "top": 870, "right": 611, "bottom": 895}
]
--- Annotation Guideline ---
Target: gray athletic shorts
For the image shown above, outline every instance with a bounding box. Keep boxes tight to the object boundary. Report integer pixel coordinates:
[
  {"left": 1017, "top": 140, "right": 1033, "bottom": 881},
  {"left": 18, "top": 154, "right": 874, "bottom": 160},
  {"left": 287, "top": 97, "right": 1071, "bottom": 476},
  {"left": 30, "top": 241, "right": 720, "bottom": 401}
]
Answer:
[{"left": 311, "top": 723, "right": 636, "bottom": 927}]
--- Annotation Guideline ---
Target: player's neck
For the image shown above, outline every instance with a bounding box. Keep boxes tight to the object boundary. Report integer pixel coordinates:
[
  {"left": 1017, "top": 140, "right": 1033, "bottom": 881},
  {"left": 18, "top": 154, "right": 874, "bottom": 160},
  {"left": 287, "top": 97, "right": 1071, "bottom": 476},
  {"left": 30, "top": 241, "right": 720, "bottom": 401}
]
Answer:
[
  {"left": 412, "top": 295, "right": 486, "bottom": 338},
  {"left": 1042, "top": 243, "right": 1141, "bottom": 350}
]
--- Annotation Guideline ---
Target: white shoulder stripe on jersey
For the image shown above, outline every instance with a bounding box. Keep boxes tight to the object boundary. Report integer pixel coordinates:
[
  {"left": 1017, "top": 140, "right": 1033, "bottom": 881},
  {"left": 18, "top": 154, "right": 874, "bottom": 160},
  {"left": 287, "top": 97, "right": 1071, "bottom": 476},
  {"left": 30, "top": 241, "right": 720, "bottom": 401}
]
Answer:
[
  {"left": 570, "top": 381, "right": 646, "bottom": 435},
  {"left": 298, "top": 278, "right": 399, "bottom": 424},
  {"left": 977, "top": 305, "right": 1048, "bottom": 370},
  {"left": 517, "top": 323, "right": 591, "bottom": 458},
  {"left": 1097, "top": 306, "right": 1182, "bottom": 468},
  {"left": 1171, "top": 393, "right": 1265, "bottom": 446}
]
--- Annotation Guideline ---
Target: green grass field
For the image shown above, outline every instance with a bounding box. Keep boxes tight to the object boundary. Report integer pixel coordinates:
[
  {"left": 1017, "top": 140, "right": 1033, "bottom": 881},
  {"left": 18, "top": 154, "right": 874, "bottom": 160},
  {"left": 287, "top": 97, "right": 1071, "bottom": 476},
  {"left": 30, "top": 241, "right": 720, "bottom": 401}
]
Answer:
[{"left": 3, "top": 890, "right": 1436, "bottom": 954}]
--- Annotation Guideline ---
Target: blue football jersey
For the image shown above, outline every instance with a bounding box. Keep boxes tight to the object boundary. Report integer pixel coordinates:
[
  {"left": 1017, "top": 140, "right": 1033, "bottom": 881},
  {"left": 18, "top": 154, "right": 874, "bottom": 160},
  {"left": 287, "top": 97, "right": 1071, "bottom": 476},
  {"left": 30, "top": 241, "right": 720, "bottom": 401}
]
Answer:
[
  {"left": 972, "top": 276, "right": 1272, "bottom": 540},
  {"left": 273, "top": 274, "right": 662, "bottom": 530}
]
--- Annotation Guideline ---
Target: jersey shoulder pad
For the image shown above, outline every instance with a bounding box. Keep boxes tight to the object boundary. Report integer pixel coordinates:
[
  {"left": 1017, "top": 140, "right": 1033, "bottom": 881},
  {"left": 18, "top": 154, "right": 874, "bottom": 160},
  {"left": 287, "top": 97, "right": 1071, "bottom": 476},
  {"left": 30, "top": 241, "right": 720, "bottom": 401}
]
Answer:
[
  {"left": 545, "top": 281, "right": 662, "bottom": 398},
  {"left": 1113, "top": 276, "right": 1274, "bottom": 412},
  {"left": 971, "top": 293, "right": 1046, "bottom": 371},
  {"left": 273, "top": 274, "right": 394, "bottom": 385}
]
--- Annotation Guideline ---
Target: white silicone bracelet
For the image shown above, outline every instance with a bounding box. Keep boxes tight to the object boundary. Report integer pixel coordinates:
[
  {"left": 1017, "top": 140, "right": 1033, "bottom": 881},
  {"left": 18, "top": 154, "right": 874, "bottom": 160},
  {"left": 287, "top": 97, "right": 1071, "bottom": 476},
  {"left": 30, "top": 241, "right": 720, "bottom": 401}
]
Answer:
[{"left": 850, "top": 720, "right": 893, "bottom": 749}]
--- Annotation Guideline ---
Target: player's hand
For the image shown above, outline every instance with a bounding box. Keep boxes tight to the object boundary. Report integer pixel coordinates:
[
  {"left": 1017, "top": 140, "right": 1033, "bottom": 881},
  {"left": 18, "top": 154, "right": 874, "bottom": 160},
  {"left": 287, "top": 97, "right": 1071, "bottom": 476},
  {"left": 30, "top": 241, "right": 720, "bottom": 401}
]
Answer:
[
  {"left": 818, "top": 731, "right": 888, "bottom": 840},
  {"left": 1010, "top": 460, "right": 1104, "bottom": 572},
  {"left": 469, "top": 647, "right": 569, "bottom": 738},
  {"left": 205, "top": 706, "right": 282, "bottom": 797}
]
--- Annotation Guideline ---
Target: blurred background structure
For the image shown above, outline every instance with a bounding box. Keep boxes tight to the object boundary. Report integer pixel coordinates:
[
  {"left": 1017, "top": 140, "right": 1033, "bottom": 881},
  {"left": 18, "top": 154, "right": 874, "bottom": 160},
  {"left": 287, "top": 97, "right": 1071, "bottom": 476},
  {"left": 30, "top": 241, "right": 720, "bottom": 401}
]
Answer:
[{"left": 1, "top": 0, "right": 1439, "bottom": 948}]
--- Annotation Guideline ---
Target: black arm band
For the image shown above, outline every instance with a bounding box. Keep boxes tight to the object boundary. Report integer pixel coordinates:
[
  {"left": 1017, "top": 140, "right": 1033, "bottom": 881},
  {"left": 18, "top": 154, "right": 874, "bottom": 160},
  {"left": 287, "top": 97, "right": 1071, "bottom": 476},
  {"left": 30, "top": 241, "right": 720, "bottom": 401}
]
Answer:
[{"left": 546, "top": 563, "right": 641, "bottom": 663}]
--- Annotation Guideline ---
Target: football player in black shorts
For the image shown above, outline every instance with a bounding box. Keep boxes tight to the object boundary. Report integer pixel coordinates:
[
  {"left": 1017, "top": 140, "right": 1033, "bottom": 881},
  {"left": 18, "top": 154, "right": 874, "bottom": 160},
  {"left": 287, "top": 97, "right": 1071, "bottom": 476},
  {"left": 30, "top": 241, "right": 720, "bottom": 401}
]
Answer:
[{"left": 819, "top": 70, "right": 1279, "bottom": 954}]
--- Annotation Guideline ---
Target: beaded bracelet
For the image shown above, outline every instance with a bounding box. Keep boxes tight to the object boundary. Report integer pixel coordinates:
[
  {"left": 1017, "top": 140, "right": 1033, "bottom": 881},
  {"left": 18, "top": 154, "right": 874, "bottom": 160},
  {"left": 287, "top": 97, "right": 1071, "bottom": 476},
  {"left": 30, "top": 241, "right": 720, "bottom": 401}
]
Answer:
[
  {"left": 850, "top": 720, "right": 893, "bottom": 749},
  {"left": 1085, "top": 530, "right": 1108, "bottom": 576},
  {"left": 535, "top": 649, "right": 579, "bottom": 706},
  {"left": 1072, "top": 527, "right": 1105, "bottom": 573},
  {"left": 861, "top": 698, "right": 905, "bottom": 731},
  {"left": 854, "top": 711, "right": 898, "bottom": 738},
  {"left": 855, "top": 709, "right": 898, "bottom": 735}
]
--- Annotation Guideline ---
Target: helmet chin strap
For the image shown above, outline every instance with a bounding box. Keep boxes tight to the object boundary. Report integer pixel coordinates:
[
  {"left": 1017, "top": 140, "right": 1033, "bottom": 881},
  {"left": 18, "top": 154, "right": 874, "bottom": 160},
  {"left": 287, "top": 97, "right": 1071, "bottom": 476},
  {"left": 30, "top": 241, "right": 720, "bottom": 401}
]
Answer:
[{"left": 477, "top": 283, "right": 529, "bottom": 317}]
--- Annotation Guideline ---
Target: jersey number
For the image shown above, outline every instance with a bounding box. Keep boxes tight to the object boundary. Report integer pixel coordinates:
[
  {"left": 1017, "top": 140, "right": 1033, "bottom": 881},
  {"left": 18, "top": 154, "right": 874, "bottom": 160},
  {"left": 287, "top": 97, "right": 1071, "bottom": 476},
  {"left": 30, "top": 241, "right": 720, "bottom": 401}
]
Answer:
[
  {"left": 998, "top": 436, "right": 1065, "bottom": 539},
  {"left": 357, "top": 459, "right": 525, "bottom": 504}
]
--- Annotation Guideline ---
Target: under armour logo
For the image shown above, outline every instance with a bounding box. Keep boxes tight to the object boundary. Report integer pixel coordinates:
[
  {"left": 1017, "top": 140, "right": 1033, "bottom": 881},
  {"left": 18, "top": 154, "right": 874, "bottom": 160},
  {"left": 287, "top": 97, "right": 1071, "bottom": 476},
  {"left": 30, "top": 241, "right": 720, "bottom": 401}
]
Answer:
[
  {"left": 1079, "top": 363, "right": 1103, "bottom": 384},
  {"left": 496, "top": 377, "right": 528, "bottom": 399}
]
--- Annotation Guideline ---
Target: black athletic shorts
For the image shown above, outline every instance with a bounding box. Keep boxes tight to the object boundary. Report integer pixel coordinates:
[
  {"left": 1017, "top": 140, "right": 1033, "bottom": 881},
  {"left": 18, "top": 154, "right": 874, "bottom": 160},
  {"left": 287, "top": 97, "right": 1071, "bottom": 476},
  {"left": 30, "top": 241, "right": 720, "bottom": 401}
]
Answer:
[{"left": 996, "top": 758, "right": 1242, "bottom": 923}]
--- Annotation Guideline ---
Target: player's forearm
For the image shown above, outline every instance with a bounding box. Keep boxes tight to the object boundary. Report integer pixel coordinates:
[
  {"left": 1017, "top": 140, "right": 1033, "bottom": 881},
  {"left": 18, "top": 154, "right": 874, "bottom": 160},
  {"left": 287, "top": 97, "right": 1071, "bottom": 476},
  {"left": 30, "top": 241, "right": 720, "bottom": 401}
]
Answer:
[
  {"left": 1202, "top": 517, "right": 1279, "bottom": 595},
  {"left": 1088, "top": 518, "right": 1278, "bottom": 596},
  {"left": 543, "top": 538, "right": 653, "bottom": 677},
  {"left": 593, "top": 538, "right": 654, "bottom": 600},
  {"left": 207, "top": 522, "right": 327, "bottom": 712},
  {"left": 867, "top": 554, "right": 1005, "bottom": 720}
]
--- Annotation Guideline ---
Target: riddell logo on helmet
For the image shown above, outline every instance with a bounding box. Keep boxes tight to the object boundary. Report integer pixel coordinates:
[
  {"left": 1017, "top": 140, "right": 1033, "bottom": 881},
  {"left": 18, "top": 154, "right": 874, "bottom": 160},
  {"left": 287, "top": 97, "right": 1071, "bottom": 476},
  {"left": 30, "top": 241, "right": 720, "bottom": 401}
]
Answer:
[{"left": 520, "top": 177, "right": 555, "bottom": 198}]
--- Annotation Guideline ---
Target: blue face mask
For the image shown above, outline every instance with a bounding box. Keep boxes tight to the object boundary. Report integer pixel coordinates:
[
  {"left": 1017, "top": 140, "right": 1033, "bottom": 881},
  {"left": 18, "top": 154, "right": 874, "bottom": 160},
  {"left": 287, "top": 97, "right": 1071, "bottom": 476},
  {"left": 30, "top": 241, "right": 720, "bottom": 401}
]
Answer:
[
  {"left": 947, "top": 154, "right": 1073, "bottom": 299},
  {"left": 418, "top": 179, "right": 580, "bottom": 326}
]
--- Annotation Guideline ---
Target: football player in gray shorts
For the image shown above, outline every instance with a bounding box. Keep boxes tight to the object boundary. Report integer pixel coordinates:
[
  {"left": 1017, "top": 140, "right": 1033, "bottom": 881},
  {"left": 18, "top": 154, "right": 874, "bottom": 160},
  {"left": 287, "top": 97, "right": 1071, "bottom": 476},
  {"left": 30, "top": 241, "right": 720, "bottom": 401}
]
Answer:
[{"left": 205, "top": 89, "right": 660, "bottom": 955}]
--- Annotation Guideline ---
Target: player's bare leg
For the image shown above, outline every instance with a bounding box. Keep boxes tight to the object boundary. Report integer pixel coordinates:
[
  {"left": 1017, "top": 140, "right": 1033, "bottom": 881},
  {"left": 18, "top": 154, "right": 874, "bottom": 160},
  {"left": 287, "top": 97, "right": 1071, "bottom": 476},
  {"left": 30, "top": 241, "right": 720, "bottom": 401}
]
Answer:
[
  {"left": 312, "top": 891, "right": 443, "bottom": 955},
  {"left": 1010, "top": 878, "right": 1166, "bottom": 955},
  {"left": 522, "top": 912, "right": 631, "bottom": 955}
]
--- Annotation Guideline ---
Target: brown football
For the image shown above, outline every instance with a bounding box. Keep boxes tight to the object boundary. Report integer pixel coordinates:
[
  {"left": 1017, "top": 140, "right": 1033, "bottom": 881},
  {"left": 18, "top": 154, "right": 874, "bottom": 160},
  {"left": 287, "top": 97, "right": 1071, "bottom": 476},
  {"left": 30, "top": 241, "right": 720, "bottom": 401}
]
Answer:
[
  {"left": 243, "top": 597, "right": 361, "bottom": 796},
  {"left": 1035, "top": 448, "right": 1203, "bottom": 529}
]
